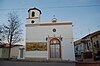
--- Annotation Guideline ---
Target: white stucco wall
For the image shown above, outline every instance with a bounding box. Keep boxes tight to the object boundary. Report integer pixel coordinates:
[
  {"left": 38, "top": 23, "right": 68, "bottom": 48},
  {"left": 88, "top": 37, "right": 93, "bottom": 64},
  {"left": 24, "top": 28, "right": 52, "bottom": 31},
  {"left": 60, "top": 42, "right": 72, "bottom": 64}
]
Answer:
[
  {"left": 25, "top": 51, "right": 47, "bottom": 58},
  {"left": 29, "top": 10, "right": 40, "bottom": 18},
  {"left": 10, "top": 47, "right": 19, "bottom": 58},
  {"left": 25, "top": 22, "right": 75, "bottom": 61},
  {"left": 62, "top": 39, "right": 75, "bottom": 61},
  {"left": 26, "top": 19, "right": 40, "bottom": 24},
  {"left": 26, "top": 24, "right": 72, "bottom": 42}
]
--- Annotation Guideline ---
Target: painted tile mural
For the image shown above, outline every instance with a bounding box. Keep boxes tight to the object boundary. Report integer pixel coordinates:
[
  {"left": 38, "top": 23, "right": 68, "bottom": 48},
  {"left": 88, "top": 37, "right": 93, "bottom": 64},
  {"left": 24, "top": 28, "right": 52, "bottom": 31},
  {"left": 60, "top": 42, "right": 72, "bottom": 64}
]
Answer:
[{"left": 26, "top": 42, "right": 47, "bottom": 51}]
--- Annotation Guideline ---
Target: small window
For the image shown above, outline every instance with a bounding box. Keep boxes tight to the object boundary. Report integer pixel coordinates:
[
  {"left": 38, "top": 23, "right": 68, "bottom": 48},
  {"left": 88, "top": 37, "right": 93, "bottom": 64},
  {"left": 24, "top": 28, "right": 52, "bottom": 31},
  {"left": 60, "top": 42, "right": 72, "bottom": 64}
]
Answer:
[
  {"left": 87, "top": 43, "right": 89, "bottom": 50},
  {"left": 94, "top": 42, "right": 96, "bottom": 47},
  {"left": 32, "top": 11, "right": 35, "bottom": 17},
  {"left": 76, "top": 46, "right": 78, "bottom": 51},
  {"left": 96, "top": 41, "right": 99, "bottom": 48},
  {"left": 31, "top": 20, "right": 35, "bottom": 23},
  {"left": 52, "top": 28, "right": 56, "bottom": 32}
]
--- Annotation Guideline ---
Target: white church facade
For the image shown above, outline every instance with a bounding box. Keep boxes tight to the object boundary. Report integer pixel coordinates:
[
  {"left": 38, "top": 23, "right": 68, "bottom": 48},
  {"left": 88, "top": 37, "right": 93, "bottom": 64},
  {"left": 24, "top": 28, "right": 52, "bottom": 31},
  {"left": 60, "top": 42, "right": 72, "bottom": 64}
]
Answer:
[{"left": 25, "top": 8, "right": 75, "bottom": 61}]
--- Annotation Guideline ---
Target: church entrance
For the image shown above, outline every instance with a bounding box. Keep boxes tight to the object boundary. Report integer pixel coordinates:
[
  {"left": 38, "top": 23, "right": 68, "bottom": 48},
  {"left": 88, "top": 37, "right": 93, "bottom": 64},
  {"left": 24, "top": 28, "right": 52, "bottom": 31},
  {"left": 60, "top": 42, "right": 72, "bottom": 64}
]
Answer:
[{"left": 49, "top": 38, "right": 61, "bottom": 59}]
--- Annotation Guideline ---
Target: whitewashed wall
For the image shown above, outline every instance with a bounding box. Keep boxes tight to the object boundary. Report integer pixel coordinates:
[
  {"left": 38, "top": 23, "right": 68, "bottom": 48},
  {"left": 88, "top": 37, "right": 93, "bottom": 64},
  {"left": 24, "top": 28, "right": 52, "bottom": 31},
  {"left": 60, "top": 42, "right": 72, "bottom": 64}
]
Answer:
[
  {"left": 26, "top": 25, "right": 72, "bottom": 42},
  {"left": 25, "top": 22, "right": 75, "bottom": 61},
  {"left": 25, "top": 51, "right": 47, "bottom": 58},
  {"left": 10, "top": 46, "right": 19, "bottom": 58}
]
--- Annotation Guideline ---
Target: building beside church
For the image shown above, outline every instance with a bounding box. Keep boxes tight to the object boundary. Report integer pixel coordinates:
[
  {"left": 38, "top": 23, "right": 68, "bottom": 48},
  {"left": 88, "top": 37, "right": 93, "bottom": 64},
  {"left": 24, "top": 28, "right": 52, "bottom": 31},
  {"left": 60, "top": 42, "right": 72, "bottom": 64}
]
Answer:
[
  {"left": 25, "top": 7, "right": 75, "bottom": 61},
  {"left": 0, "top": 44, "right": 24, "bottom": 59},
  {"left": 74, "top": 30, "right": 100, "bottom": 61}
]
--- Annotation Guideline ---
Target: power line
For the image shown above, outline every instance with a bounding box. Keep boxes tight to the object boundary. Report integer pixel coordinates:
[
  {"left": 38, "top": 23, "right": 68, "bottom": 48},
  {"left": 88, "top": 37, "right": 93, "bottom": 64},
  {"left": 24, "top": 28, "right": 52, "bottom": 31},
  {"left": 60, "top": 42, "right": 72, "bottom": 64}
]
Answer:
[
  {"left": 0, "top": 5, "right": 100, "bottom": 11},
  {"left": 0, "top": 8, "right": 27, "bottom": 11},
  {"left": 43, "top": 5, "right": 100, "bottom": 9}
]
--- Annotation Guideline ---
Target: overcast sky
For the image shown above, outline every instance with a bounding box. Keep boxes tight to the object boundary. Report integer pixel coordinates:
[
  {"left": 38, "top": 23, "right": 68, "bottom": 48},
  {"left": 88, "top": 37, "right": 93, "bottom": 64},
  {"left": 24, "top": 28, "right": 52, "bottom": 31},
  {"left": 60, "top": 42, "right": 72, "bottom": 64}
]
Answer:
[{"left": 0, "top": 0, "right": 100, "bottom": 42}]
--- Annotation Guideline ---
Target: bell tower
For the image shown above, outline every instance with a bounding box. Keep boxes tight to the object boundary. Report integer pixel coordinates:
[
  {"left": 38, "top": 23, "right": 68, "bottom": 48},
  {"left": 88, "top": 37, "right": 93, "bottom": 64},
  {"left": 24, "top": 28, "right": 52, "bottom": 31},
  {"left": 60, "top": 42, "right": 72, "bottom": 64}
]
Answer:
[{"left": 27, "top": 7, "right": 41, "bottom": 24}]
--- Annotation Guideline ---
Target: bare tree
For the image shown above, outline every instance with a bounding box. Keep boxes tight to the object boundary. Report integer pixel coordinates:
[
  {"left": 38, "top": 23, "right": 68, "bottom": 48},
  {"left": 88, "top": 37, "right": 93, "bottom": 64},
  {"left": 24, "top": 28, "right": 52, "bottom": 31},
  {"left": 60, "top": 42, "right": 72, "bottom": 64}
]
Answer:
[
  {"left": 0, "top": 26, "right": 5, "bottom": 44},
  {"left": 3, "top": 12, "right": 22, "bottom": 59},
  {"left": 0, "top": 26, "right": 3, "bottom": 41}
]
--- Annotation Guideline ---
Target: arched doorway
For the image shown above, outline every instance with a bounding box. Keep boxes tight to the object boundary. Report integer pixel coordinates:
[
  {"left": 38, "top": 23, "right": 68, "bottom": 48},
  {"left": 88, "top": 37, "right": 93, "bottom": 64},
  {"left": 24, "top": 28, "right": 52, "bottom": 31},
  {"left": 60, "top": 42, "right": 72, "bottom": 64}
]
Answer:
[{"left": 49, "top": 38, "right": 61, "bottom": 59}]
